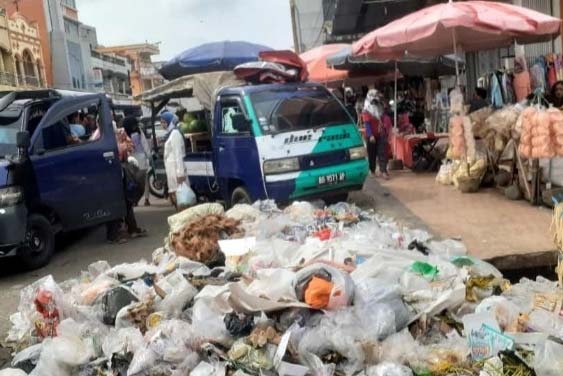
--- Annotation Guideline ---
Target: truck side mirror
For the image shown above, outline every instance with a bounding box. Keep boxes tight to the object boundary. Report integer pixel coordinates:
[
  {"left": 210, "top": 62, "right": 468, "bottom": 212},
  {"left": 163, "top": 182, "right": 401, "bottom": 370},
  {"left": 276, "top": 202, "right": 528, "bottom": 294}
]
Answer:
[
  {"left": 16, "top": 131, "right": 30, "bottom": 150},
  {"left": 231, "top": 113, "right": 251, "bottom": 133}
]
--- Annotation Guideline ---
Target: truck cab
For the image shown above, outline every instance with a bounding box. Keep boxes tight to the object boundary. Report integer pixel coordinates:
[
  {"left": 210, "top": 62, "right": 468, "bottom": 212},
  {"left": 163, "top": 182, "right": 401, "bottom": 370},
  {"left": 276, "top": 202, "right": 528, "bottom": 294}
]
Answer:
[
  {"left": 0, "top": 90, "right": 126, "bottom": 268},
  {"left": 140, "top": 75, "right": 369, "bottom": 207}
]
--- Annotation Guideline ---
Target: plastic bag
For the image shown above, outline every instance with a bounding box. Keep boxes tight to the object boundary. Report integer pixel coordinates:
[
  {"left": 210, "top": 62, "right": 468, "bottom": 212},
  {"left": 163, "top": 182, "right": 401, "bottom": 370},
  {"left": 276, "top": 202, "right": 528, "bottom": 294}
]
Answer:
[
  {"left": 534, "top": 340, "right": 563, "bottom": 376},
  {"left": 191, "top": 298, "right": 232, "bottom": 347},
  {"left": 176, "top": 182, "right": 196, "bottom": 208},
  {"left": 366, "top": 363, "right": 413, "bottom": 376},
  {"left": 354, "top": 279, "right": 412, "bottom": 330},
  {"left": 0, "top": 370, "right": 28, "bottom": 376},
  {"left": 11, "top": 344, "right": 42, "bottom": 373},
  {"left": 30, "top": 321, "right": 92, "bottom": 376},
  {"left": 295, "top": 264, "right": 355, "bottom": 310},
  {"left": 245, "top": 269, "right": 297, "bottom": 302},
  {"left": 476, "top": 296, "right": 522, "bottom": 332},
  {"left": 101, "top": 327, "right": 143, "bottom": 359}
]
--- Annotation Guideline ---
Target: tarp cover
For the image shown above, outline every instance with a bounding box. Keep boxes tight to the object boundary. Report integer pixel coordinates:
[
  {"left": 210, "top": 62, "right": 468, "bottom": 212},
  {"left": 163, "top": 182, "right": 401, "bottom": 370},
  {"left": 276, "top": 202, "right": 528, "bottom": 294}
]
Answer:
[{"left": 136, "top": 72, "right": 245, "bottom": 111}]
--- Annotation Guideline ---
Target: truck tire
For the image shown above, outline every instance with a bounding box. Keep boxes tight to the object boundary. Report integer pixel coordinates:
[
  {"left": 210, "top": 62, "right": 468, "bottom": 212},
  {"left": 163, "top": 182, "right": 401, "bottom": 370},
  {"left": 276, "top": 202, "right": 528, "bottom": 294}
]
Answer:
[
  {"left": 18, "top": 214, "right": 55, "bottom": 270},
  {"left": 231, "top": 187, "right": 252, "bottom": 206},
  {"left": 324, "top": 193, "right": 349, "bottom": 206}
]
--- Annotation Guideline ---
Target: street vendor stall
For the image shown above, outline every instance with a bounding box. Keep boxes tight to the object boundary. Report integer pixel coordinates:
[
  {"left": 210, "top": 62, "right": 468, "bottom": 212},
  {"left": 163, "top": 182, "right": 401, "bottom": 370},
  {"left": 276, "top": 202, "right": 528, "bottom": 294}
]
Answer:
[{"left": 352, "top": 0, "right": 561, "bottom": 198}]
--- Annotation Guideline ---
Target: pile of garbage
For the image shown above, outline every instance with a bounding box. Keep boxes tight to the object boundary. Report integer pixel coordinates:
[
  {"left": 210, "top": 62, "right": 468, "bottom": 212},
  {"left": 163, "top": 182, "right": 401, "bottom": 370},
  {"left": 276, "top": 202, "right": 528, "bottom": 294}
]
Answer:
[{"left": 2, "top": 201, "right": 563, "bottom": 376}]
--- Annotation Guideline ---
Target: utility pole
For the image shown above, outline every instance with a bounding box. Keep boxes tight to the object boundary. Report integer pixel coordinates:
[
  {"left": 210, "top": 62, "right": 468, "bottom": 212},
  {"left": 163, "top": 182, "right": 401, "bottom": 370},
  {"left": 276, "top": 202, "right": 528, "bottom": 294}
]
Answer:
[{"left": 289, "top": 0, "right": 301, "bottom": 53}]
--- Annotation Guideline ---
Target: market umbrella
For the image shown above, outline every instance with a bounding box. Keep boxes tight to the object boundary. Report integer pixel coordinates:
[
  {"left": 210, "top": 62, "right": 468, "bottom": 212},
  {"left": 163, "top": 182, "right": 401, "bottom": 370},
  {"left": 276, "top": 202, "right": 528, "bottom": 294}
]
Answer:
[
  {"left": 328, "top": 45, "right": 461, "bottom": 78},
  {"left": 159, "top": 41, "right": 273, "bottom": 80},
  {"left": 352, "top": 0, "right": 562, "bottom": 81},
  {"left": 300, "top": 44, "right": 349, "bottom": 83},
  {"left": 353, "top": 1, "right": 561, "bottom": 57}
]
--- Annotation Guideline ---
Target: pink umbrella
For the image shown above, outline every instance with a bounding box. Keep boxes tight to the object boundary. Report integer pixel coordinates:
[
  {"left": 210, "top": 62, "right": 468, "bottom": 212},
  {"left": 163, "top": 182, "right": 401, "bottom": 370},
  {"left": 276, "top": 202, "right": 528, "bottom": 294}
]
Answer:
[
  {"left": 300, "top": 44, "right": 349, "bottom": 83},
  {"left": 353, "top": 1, "right": 561, "bottom": 59}
]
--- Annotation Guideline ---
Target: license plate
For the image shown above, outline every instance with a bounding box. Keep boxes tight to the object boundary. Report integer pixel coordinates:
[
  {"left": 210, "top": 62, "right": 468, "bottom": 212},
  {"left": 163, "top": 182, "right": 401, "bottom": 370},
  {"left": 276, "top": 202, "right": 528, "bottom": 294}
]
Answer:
[{"left": 318, "top": 172, "right": 346, "bottom": 186}]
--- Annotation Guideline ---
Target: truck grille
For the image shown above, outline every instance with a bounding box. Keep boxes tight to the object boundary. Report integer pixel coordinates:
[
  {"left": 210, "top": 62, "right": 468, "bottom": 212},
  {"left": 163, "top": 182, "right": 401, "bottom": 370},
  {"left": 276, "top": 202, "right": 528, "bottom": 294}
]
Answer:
[{"left": 299, "top": 150, "right": 349, "bottom": 170}]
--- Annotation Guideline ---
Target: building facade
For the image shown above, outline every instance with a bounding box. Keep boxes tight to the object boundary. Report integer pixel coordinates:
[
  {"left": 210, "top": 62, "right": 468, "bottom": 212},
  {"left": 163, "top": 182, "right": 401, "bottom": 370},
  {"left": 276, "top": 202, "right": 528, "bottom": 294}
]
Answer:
[
  {"left": 96, "top": 43, "right": 163, "bottom": 98},
  {"left": 8, "top": 11, "right": 46, "bottom": 88}
]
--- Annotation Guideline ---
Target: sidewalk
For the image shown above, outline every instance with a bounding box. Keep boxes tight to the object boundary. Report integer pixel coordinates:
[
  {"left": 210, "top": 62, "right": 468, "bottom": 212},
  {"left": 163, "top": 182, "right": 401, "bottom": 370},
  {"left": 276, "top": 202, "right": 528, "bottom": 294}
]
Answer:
[{"left": 360, "top": 171, "right": 557, "bottom": 270}]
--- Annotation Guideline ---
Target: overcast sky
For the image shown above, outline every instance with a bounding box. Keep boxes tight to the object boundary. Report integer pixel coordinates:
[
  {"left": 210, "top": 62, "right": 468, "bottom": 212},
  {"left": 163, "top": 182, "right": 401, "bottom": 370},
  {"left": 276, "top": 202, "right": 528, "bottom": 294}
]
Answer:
[{"left": 75, "top": 0, "right": 294, "bottom": 61}]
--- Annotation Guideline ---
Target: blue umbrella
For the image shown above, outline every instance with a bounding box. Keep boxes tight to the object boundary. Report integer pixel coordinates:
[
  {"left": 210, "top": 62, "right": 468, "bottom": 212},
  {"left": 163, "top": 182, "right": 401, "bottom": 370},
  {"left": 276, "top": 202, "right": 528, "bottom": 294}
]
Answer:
[{"left": 159, "top": 41, "right": 272, "bottom": 80}]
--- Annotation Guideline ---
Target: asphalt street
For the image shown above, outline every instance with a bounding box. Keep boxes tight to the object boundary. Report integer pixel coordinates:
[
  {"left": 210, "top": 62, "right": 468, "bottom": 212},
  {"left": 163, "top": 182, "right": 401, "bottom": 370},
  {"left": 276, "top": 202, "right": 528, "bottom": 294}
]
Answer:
[{"left": 0, "top": 200, "right": 175, "bottom": 346}]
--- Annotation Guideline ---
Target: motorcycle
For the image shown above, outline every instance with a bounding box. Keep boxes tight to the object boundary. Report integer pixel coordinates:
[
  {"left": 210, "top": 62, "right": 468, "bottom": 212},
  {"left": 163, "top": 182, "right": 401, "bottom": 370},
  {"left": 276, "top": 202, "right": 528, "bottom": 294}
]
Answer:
[{"left": 147, "top": 154, "right": 167, "bottom": 199}]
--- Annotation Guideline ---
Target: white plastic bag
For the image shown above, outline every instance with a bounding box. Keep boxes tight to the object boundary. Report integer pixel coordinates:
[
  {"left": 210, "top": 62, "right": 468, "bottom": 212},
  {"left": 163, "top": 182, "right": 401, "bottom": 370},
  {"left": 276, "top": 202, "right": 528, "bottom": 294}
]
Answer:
[
  {"left": 534, "top": 340, "right": 563, "bottom": 376},
  {"left": 176, "top": 182, "right": 196, "bottom": 208},
  {"left": 0, "top": 370, "right": 28, "bottom": 376},
  {"left": 366, "top": 363, "right": 413, "bottom": 376}
]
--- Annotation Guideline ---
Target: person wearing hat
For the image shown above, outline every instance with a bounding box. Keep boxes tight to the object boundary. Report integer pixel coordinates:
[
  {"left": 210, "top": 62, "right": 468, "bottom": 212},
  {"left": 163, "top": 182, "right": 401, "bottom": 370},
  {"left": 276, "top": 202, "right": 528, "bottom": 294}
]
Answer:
[
  {"left": 362, "top": 90, "right": 390, "bottom": 179},
  {"left": 160, "top": 111, "right": 187, "bottom": 209}
]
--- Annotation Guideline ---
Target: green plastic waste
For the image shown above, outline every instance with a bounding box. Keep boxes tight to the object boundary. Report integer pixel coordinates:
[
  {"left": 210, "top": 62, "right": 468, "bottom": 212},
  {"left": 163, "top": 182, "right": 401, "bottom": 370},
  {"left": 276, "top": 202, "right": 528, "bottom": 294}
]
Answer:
[
  {"left": 450, "top": 256, "right": 475, "bottom": 267},
  {"left": 410, "top": 261, "right": 439, "bottom": 280}
]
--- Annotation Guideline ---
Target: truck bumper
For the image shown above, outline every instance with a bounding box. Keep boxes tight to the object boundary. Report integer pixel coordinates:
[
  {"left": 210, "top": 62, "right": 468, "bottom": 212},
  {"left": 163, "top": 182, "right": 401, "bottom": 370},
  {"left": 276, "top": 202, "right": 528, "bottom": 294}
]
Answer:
[
  {"left": 0, "top": 202, "right": 27, "bottom": 257},
  {"left": 265, "top": 159, "right": 369, "bottom": 202}
]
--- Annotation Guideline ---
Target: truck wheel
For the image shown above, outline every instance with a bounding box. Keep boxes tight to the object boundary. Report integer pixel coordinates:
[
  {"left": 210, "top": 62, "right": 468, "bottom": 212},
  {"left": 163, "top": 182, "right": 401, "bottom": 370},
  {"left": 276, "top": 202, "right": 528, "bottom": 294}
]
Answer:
[
  {"left": 231, "top": 187, "right": 252, "bottom": 206},
  {"left": 324, "top": 193, "right": 349, "bottom": 206},
  {"left": 18, "top": 214, "right": 55, "bottom": 270}
]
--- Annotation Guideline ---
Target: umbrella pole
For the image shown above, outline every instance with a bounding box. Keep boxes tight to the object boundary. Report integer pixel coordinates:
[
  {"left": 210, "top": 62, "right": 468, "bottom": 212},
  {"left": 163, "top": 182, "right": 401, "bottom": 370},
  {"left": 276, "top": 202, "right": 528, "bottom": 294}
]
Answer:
[
  {"left": 394, "top": 61, "right": 398, "bottom": 129},
  {"left": 388, "top": 60, "right": 403, "bottom": 171},
  {"left": 452, "top": 29, "right": 460, "bottom": 87}
]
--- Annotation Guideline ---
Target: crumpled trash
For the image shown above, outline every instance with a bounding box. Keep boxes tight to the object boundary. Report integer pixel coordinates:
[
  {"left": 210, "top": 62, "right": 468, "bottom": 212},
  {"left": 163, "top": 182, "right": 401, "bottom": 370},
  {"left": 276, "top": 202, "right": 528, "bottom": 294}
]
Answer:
[
  {"left": 101, "top": 286, "right": 138, "bottom": 325},
  {"left": 303, "top": 276, "right": 334, "bottom": 309},
  {"left": 295, "top": 264, "right": 355, "bottom": 310},
  {"left": 30, "top": 319, "right": 93, "bottom": 376},
  {"left": 11, "top": 343, "right": 42, "bottom": 373},
  {"left": 228, "top": 340, "right": 274, "bottom": 371},
  {"left": 224, "top": 312, "right": 255, "bottom": 337}
]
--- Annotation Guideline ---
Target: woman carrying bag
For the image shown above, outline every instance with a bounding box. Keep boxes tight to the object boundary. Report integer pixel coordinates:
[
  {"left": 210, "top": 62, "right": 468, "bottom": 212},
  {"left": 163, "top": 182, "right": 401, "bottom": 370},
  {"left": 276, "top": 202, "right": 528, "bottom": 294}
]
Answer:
[{"left": 160, "top": 112, "right": 195, "bottom": 210}]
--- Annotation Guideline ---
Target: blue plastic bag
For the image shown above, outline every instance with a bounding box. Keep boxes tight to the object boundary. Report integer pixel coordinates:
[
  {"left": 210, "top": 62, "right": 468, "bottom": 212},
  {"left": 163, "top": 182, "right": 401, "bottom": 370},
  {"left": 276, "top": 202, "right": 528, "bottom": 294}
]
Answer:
[{"left": 176, "top": 182, "right": 196, "bottom": 207}]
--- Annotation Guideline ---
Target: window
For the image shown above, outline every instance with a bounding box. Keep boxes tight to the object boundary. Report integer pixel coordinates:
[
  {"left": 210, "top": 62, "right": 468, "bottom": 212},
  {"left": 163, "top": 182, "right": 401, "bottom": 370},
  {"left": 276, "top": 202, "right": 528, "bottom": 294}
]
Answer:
[
  {"left": 221, "top": 100, "right": 244, "bottom": 135},
  {"left": 34, "top": 100, "right": 103, "bottom": 153},
  {"left": 250, "top": 85, "right": 351, "bottom": 134},
  {"left": 62, "top": 0, "right": 76, "bottom": 9}
]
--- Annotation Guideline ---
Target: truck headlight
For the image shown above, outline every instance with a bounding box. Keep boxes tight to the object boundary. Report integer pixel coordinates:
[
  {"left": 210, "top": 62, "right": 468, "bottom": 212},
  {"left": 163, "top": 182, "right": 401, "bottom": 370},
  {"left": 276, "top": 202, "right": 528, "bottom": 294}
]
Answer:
[
  {"left": 349, "top": 146, "right": 367, "bottom": 160},
  {"left": 0, "top": 186, "right": 23, "bottom": 207},
  {"left": 263, "top": 157, "right": 300, "bottom": 174}
]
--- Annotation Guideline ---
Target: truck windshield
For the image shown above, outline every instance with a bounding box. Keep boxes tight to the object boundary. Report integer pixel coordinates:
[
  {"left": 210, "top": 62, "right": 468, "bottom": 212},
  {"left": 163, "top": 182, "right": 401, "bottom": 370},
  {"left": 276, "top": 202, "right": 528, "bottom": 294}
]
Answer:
[
  {"left": 0, "top": 107, "right": 23, "bottom": 158},
  {"left": 250, "top": 86, "right": 352, "bottom": 135}
]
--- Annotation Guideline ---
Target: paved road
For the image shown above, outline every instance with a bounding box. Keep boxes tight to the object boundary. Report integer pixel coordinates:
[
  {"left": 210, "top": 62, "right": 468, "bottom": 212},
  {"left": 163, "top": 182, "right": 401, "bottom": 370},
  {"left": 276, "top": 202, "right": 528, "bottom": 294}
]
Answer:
[{"left": 0, "top": 200, "right": 175, "bottom": 345}]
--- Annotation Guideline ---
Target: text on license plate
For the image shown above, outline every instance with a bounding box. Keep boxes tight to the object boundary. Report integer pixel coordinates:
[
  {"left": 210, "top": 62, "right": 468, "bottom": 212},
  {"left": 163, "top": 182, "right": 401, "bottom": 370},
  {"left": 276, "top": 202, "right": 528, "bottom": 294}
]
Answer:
[{"left": 318, "top": 172, "right": 346, "bottom": 186}]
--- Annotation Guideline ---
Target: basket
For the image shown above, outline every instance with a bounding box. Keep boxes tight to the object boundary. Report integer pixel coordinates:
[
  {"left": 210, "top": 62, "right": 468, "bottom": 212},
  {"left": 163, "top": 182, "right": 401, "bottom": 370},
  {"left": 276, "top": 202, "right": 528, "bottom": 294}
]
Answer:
[{"left": 457, "top": 175, "right": 481, "bottom": 193}]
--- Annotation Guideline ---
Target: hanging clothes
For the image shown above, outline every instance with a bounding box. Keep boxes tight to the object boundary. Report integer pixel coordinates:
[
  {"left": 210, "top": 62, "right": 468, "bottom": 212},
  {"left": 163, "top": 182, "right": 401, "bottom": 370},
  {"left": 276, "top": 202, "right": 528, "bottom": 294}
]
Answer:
[
  {"left": 501, "top": 71, "right": 516, "bottom": 104},
  {"left": 489, "top": 73, "right": 504, "bottom": 108},
  {"left": 530, "top": 57, "right": 547, "bottom": 94},
  {"left": 547, "top": 53, "right": 557, "bottom": 89},
  {"left": 513, "top": 55, "right": 532, "bottom": 102},
  {"left": 556, "top": 54, "right": 563, "bottom": 81}
]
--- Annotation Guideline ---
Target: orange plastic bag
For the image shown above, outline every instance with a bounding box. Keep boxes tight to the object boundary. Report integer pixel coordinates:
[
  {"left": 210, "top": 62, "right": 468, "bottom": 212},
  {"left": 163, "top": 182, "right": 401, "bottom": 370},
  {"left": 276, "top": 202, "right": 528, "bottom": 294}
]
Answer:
[{"left": 304, "top": 276, "right": 334, "bottom": 309}]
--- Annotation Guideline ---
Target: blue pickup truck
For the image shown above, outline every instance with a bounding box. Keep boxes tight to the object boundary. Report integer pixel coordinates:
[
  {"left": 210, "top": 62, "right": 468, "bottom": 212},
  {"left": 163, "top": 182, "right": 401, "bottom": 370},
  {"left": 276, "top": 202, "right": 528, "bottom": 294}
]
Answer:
[
  {"left": 139, "top": 73, "right": 369, "bottom": 206},
  {"left": 0, "top": 90, "right": 126, "bottom": 268}
]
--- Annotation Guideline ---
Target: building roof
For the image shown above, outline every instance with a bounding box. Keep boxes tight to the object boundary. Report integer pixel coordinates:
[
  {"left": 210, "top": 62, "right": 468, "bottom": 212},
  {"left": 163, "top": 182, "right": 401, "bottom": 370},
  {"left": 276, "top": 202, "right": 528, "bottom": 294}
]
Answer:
[{"left": 96, "top": 43, "right": 160, "bottom": 55}]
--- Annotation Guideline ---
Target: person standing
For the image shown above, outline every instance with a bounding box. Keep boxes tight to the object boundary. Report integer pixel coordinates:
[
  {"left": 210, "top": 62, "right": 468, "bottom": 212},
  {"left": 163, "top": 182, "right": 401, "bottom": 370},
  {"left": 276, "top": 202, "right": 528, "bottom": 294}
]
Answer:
[
  {"left": 362, "top": 90, "right": 384, "bottom": 177},
  {"left": 123, "top": 116, "right": 152, "bottom": 206},
  {"left": 161, "top": 112, "right": 187, "bottom": 209}
]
